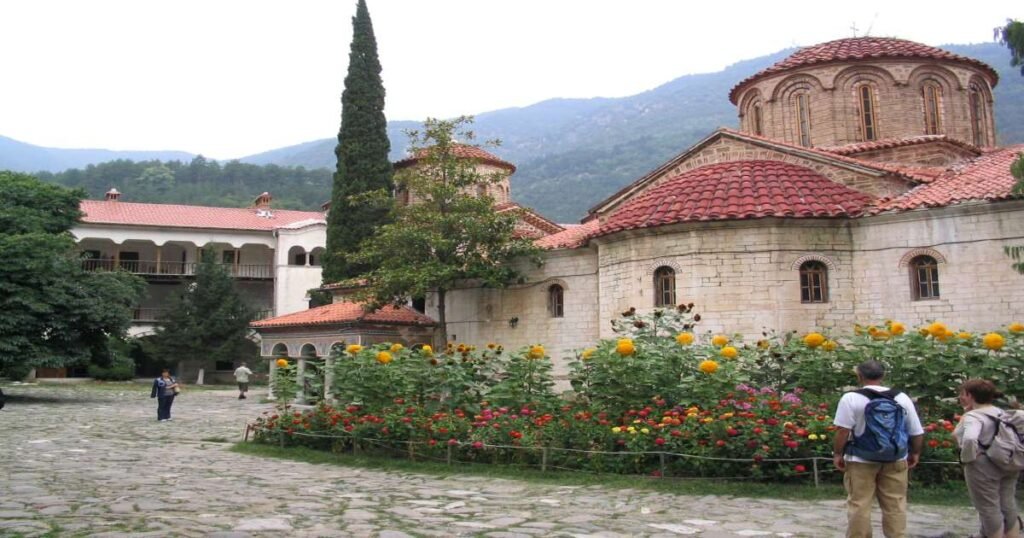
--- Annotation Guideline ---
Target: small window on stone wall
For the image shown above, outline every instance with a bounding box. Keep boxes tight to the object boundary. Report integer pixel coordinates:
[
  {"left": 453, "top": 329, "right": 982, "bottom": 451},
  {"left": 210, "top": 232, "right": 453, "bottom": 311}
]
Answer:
[
  {"left": 747, "top": 101, "right": 763, "bottom": 136},
  {"left": 795, "top": 93, "right": 812, "bottom": 147},
  {"left": 799, "top": 261, "right": 829, "bottom": 303},
  {"left": 857, "top": 85, "right": 878, "bottom": 141},
  {"left": 653, "top": 266, "right": 676, "bottom": 307},
  {"left": 969, "top": 83, "right": 987, "bottom": 147},
  {"left": 548, "top": 284, "right": 564, "bottom": 318},
  {"left": 910, "top": 255, "right": 940, "bottom": 300},
  {"left": 922, "top": 83, "right": 942, "bottom": 135}
]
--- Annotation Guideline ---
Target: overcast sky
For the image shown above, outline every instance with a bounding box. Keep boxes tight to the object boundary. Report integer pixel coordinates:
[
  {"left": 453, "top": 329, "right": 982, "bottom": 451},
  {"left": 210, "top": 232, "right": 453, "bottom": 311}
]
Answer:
[{"left": 1, "top": 0, "right": 1020, "bottom": 160}]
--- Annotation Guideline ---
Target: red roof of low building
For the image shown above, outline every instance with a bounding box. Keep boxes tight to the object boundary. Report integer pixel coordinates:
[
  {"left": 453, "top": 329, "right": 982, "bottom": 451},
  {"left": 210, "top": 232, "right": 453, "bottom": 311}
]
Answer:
[
  {"left": 598, "top": 160, "right": 875, "bottom": 236},
  {"left": 873, "top": 145, "right": 1024, "bottom": 213},
  {"left": 79, "top": 200, "right": 325, "bottom": 231},
  {"left": 535, "top": 220, "right": 600, "bottom": 250},
  {"left": 394, "top": 144, "right": 516, "bottom": 172},
  {"left": 250, "top": 302, "right": 435, "bottom": 329},
  {"left": 730, "top": 37, "right": 998, "bottom": 103}
]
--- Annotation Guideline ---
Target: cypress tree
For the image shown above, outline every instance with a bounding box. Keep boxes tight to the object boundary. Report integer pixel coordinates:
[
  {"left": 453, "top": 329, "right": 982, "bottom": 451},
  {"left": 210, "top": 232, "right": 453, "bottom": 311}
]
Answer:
[{"left": 322, "top": 0, "right": 393, "bottom": 284}]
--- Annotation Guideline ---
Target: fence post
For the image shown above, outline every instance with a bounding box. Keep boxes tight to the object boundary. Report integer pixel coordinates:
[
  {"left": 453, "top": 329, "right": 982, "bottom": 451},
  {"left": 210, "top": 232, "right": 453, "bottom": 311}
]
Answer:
[
  {"left": 659, "top": 452, "right": 666, "bottom": 478},
  {"left": 408, "top": 441, "right": 415, "bottom": 461},
  {"left": 541, "top": 447, "right": 548, "bottom": 472},
  {"left": 446, "top": 444, "right": 453, "bottom": 466},
  {"left": 812, "top": 458, "right": 820, "bottom": 488}
]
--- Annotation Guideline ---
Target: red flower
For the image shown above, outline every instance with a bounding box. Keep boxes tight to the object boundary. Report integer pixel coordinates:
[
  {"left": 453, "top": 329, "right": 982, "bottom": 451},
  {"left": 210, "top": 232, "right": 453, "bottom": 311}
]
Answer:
[
  {"left": 471, "top": 441, "right": 483, "bottom": 449},
  {"left": 794, "top": 464, "right": 806, "bottom": 473},
  {"left": 447, "top": 438, "right": 459, "bottom": 446},
  {"left": 715, "top": 440, "right": 727, "bottom": 447},
  {"left": 654, "top": 437, "right": 666, "bottom": 446}
]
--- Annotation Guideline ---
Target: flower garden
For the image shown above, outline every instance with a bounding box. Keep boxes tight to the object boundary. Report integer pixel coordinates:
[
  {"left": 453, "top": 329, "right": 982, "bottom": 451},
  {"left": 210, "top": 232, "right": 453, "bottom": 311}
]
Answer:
[{"left": 250, "top": 306, "right": 1024, "bottom": 485}]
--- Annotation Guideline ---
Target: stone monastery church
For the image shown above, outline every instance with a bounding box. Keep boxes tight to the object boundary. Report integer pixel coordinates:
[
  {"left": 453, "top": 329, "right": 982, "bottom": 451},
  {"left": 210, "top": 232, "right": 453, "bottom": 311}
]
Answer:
[{"left": 77, "top": 37, "right": 1024, "bottom": 379}]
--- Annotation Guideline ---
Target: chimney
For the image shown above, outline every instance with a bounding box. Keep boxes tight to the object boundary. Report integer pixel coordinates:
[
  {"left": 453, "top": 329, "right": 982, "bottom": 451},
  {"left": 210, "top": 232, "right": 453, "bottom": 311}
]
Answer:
[
  {"left": 105, "top": 188, "right": 121, "bottom": 201},
  {"left": 253, "top": 192, "right": 272, "bottom": 209}
]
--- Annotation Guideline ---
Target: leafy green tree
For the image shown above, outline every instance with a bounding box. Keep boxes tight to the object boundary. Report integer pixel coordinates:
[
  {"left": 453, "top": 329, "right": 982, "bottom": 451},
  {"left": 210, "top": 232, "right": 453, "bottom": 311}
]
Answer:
[
  {"left": 0, "top": 171, "right": 144, "bottom": 379},
  {"left": 353, "top": 116, "right": 541, "bottom": 344},
  {"left": 998, "top": 19, "right": 1024, "bottom": 75},
  {"left": 321, "top": 0, "right": 393, "bottom": 284},
  {"left": 149, "top": 250, "right": 257, "bottom": 370}
]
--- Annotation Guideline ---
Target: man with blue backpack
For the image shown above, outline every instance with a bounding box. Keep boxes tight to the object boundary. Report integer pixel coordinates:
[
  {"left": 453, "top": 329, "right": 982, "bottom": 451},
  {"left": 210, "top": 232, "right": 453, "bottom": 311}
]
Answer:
[{"left": 832, "top": 360, "right": 925, "bottom": 538}]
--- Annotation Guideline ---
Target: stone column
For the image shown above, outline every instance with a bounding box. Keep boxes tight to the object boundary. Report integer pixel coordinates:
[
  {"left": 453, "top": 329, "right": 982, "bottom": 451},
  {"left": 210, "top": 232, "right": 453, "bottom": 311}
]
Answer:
[
  {"left": 323, "top": 355, "right": 334, "bottom": 402},
  {"left": 267, "top": 358, "right": 277, "bottom": 401},
  {"left": 295, "top": 357, "right": 306, "bottom": 404}
]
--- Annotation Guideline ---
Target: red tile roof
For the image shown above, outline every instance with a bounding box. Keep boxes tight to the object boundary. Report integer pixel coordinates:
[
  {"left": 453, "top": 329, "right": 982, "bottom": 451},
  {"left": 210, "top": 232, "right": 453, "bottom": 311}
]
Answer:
[
  {"left": 250, "top": 302, "right": 435, "bottom": 329},
  {"left": 394, "top": 144, "right": 516, "bottom": 172},
  {"left": 535, "top": 220, "right": 600, "bottom": 250},
  {"left": 730, "top": 37, "right": 998, "bottom": 104},
  {"left": 820, "top": 135, "right": 982, "bottom": 157},
  {"left": 598, "top": 160, "right": 875, "bottom": 236},
  {"left": 495, "top": 202, "right": 565, "bottom": 236},
  {"left": 79, "top": 200, "right": 325, "bottom": 231},
  {"left": 873, "top": 145, "right": 1024, "bottom": 213}
]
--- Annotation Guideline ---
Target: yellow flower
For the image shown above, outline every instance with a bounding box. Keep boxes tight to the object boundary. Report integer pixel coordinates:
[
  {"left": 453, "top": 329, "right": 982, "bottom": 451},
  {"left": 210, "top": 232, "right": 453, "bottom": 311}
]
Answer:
[
  {"left": 756, "top": 339, "right": 770, "bottom": 349},
  {"left": 711, "top": 334, "right": 729, "bottom": 347},
  {"left": 983, "top": 333, "right": 1005, "bottom": 351},
  {"left": 821, "top": 340, "right": 838, "bottom": 352},
  {"left": 699, "top": 359, "right": 719, "bottom": 374},
  {"left": 640, "top": 428, "right": 650, "bottom": 434},
  {"left": 889, "top": 322, "right": 906, "bottom": 336},
  {"left": 803, "top": 332, "right": 825, "bottom": 348},
  {"left": 528, "top": 345, "right": 546, "bottom": 359},
  {"left": 346, "top": 344, "right": 363, "bottom": 354},
  {"left": 808, "top": 433, "right": 819, "bottom": 441},
  {"left": 616, "top": 339, "right": 635, "bottom": 356},
  {"left": 918, "top": 327, "right": 930, "bottom": 336},
  {"left": 487, "top": 342, "right": 497, "bottom": 349},
  {"left": 275, "top": 358, "right": 289, "bottom": 368},
  {"left": 675, "top": 332, "right": 695, "bottom": 345},
  {"left": 958, "top": 331, "right": 973, "bottom": 339},
  {"left": 871, "top": 329, "right": 891, "bottom": 341},
  {"left": 581, "top": 348, "right": 596, "bottom": 360},
  {"left": 720, "top": 346, "right": 738, "bottom": 359},
  {"left": 611, "top": 427, "right": 621, "bottom": 433},
  {"left": 421, "top": 345, "right": 433, "bottom": 356},
  {"left": 390, "top": 343, "right": 404, "bottom": 353},
  {"left": 927, "top": 322, "right": 947, "bottom": 338},
  {"left": 1010, "top": 322, "right": 1024, "bottom": 333},
  {"left": 376, "top": 351, "right": 392, "bottom": 364}
]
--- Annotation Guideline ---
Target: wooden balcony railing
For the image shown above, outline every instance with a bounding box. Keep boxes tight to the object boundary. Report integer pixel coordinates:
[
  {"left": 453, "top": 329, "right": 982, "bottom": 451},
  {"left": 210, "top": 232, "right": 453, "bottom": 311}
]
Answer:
[
  {"left": 83, "top": 259, "right": 274, "bottom": 279},
  {"left": 132, "top": 308, "right": 274, "bottom": 323}
]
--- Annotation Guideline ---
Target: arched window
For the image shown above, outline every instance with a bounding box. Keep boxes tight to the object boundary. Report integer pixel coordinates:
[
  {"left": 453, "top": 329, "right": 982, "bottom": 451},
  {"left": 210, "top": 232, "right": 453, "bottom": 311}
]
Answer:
[
  {"left": 922, "top": 83, "right": 942, "bottom": 135},
  {"left": 547, "top": 284, "right": 564, "bottom": 318},
  {"left": 747, "top": 101, "right": 763, "bottom": 136},
  {"left": 857, "top": 85, "right": 878, "bottom": 141},
  {"left": 799, "top": 261, "right": 829, "bottom": 303},
  {"left": 288, "top": 246, "right": 307, "bottom": 266},
  {"left": 653, "top": 266, "right": 676, "bottom": 307},
  {"left": 910, "top": 255, "right": 940, "bottom": 300},
  {"left": 795, "top": 93, "right": 812, "bottom": 147},
  {"left": 969, "top": 83, "right": 987, "bottom": 147}
]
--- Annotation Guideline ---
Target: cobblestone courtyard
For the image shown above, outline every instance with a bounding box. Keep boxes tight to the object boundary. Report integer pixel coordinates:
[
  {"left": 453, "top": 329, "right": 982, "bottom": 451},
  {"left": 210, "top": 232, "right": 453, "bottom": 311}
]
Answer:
[{"left": 0, "top": 384, "right": 978, "bottom": 537}]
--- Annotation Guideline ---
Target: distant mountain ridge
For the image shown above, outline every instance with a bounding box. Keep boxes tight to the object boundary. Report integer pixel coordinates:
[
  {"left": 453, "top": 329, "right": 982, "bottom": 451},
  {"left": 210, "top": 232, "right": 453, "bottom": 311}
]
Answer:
[
  {"left": 5, "top": 42, "right": 1022, "bottom": 222},
  {"left": 0, "top": 135, "right": 194, "bottom": 174}
]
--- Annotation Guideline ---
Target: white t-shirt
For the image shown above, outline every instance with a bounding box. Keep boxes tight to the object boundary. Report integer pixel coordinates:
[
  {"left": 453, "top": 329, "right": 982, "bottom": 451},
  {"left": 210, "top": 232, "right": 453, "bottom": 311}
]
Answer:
[
  {"left": 833, "top": 385, "right": 925, "bottom": 463},
  {"left": 233, "top": 366, "right": 253, "bottom": 383}
]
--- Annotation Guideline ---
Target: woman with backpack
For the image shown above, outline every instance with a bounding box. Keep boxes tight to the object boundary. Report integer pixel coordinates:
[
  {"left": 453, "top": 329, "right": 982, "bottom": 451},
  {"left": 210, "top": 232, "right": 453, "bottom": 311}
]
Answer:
[{"left": 955, "top": 379, "right": 1022, "bottom": 538}]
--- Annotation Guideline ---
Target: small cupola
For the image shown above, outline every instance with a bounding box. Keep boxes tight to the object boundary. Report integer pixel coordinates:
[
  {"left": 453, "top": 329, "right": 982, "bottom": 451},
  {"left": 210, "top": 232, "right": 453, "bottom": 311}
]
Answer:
[
  {"left": 253, "top": 192, "right": 272, "bottom": 209},
  {"left": 105, "top": 188, "right": 121, "bottom": 201}
]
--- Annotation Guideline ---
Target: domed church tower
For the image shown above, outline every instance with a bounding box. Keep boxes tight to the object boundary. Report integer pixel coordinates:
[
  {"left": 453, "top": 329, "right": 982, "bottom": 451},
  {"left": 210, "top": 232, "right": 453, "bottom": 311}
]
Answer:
[{"left": 729, "top": 37, "right": 999, "bottom": 150}]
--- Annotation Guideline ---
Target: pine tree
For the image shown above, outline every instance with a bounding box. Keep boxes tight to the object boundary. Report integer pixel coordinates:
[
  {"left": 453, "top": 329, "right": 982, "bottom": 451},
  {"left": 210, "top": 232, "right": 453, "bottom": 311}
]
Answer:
[
  {"left": 150, "top": 250, "right": 257, "bottom": 371},
  {"left": 322, "top": 0, "right": 393, "bottom": 284}
]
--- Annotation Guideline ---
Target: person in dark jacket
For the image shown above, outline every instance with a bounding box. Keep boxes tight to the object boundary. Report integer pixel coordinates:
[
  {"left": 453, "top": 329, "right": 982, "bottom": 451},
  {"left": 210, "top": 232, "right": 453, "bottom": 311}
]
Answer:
[{"left": 150, "top": 369, "right": 179, "bottom": 421}]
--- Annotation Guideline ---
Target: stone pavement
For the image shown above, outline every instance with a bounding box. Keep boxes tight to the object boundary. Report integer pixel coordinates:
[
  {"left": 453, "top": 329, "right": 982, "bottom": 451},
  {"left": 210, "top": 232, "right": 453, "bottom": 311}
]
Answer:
[{"left": 0, "top": 383, "right": 977, "bottom": 537}]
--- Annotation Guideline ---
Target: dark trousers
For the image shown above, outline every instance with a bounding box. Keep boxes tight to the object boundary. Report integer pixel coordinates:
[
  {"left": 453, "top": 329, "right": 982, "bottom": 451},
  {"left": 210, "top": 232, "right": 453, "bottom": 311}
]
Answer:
[{"left": 157, "top": 395, "right": 175, "bottom": 420}]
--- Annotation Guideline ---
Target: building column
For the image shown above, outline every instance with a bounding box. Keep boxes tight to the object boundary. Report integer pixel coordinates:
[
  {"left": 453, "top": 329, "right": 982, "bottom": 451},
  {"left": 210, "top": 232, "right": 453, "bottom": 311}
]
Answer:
[
  {"left": 267, "top": 358, "right": 277, "bottom": 401},
  {"left": 155, "top": 245, "right": 162, "bottom": 274},
  {"left": 323, "top": 355, "right": 334, "bottom": 402},
  {"left": 295, "top": 357, "right": 306, "bottom": 404}
]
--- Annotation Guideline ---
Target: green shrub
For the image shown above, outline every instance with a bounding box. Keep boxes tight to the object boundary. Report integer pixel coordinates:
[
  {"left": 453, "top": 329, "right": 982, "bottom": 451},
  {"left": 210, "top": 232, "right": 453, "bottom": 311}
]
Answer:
[{"left": 87, "top": 355, "right": 136, "bottom": 381}]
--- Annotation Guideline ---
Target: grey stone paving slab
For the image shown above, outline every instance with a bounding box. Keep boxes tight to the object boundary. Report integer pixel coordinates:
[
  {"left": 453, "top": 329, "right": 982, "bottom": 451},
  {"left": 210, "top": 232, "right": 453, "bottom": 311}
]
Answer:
[{"left": 0, "top": 383, "right": 982, "bottom": 537}]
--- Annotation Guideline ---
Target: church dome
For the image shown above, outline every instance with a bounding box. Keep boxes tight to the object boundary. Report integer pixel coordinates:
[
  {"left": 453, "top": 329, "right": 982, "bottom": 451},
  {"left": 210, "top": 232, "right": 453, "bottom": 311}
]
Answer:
[
  {"left": 394, "top": 143, "right": 516, "bottom": 173},
  {"left": 729, "top": 37, "right": 998, "bottom": 104}
]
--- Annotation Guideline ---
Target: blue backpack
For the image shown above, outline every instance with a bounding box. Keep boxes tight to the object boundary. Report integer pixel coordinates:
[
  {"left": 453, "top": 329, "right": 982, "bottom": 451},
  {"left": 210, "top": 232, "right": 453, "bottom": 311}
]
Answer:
[{"left": 847, "top": 389, "right": 909, "bottom": 462}]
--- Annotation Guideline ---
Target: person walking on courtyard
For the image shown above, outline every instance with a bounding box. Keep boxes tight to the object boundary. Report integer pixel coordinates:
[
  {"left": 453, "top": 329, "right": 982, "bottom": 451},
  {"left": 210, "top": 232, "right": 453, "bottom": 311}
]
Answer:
[
  {"left": 150, "top": 369, "right": 179, "bottom": 422},
  {"left": 954, "top": 379, "right": 1022, "bottom": 538},
  {"left": 832, "top": 360, "right": 925, "bottom": 538},
  {"left": 233, "top": 362, "right": 254, "bottom": 400}
]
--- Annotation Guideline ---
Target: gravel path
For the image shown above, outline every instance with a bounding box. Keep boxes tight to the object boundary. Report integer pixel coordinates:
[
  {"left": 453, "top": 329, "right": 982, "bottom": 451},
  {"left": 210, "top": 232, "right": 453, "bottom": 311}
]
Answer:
[{"left": 0, "top": 383, "right": 978, "bottom": 537}]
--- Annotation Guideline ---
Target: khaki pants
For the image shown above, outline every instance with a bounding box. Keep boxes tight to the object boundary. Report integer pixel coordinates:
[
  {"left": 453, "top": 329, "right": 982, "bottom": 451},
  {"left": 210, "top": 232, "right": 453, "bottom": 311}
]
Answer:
[
  {"left": 844, "top": 460, "right": 909, "bottom": 538},
  {"left": 964, "top": 454, "right": 1020, "bottom": 537}
]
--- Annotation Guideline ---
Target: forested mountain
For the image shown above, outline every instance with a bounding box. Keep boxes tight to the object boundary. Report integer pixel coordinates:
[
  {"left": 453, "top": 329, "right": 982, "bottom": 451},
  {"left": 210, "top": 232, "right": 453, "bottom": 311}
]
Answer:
[
  {"left": 0, "top": 135, "right": 194, "bottom": 174},
  {"left": 35, "top": 158, "right": 331, "bottom": 210},
  {"left": 8, "top": 42, "right": 1024, "bottom": 221}
]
